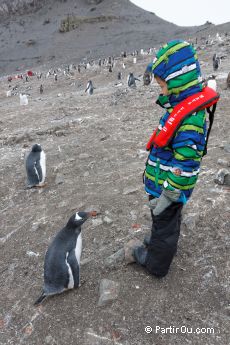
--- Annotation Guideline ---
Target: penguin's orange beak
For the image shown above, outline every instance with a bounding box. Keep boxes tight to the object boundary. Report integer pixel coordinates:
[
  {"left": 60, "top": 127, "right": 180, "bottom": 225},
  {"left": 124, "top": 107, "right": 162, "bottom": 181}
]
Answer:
[{"left": 88, "top": 211, "right": 98, "bottom": 217}]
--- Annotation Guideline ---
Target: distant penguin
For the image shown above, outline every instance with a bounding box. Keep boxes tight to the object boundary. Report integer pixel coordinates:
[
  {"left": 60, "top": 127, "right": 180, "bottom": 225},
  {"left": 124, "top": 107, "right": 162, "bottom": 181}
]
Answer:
[
  {"left": 213, "top": 56, "right": 220, "bottom": 71},
  {"left": 25, "top": 144, "right": 46, "bottom": 188},
  {"left": 122, "top": 63, "right": 126, "bottom": 69},
  {"left": 85, "top": 80, "right": 94, "bottom": 95},
  {"left": 78, "top": 65, "right": 81, "bottom": 73},
  {"left": 108, "top": 65, "right": 112, "bottom": 73},
  {"left": 54, "top": 74, "right": 58, "bottom": 81},
  {"left": 127, "top": 73, "right": 140, "bottom": 87},
  {"left": 6, "top": 88, "right": 12, "bottom": 97},
  {"left": 207, "top": 75, "right": 217, "bottom": 91},
  {"left": 20, "top": 94, "right": 28, "bottom": 106},
  {"left": 40, "top": 84, "right": 43, "bottom": 94},
  {"left": 117, "top": 71, "right": 122, "bottom": 80},
  {"left": 34, "top": 211, "right": 96, "bottom": 305},
  {"left": 98, "top": 59, "right": 102, "bottom": 67},
  {"left": 226, "top": 72, "right": 230, "bottom": 89}
]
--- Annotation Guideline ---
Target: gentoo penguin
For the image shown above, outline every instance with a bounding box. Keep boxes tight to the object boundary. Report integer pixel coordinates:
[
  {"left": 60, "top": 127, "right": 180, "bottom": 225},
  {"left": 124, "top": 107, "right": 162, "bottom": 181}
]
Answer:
[
  {"left": 54, "top": 74, "right": 58, "bottom": 81},
  {"left": 127, "top": 73, "right": 140, "bottom": 87},
  {"left": 213, "top": 56, "right": 220, "bottom": 71},
  {"left": 207, "top": 75, "right": 217, "bottom": 91},
  {"left": 34, "top": 211, "right": 97, "bottom": 305},
  {"left": 20, "top": 93, "right": 28, "bottom": 106},
  {"left": 39, "top": 84, "right": 43, "bottom": 94},
  {"left": 108, "top": 65, "right": 112, "bottom": 73},
  {"left": 117, "top": 71, "right": 122, "bottom": 80},
  {"left": 85, "top": 80, "right": 94, "bottom": 95},
  {"left": 25, "top": 144, "right": 46, "bottom": 188}
]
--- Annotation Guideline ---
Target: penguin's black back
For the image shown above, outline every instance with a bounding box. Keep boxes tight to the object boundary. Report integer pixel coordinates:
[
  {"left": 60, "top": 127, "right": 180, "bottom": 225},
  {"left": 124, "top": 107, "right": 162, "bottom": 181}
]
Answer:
[
  {"left": 26, "top": 149, "right": 42, "bottom": 186},
  {"left": 44, "top": 226, "right": 81, "bottom": 292}
]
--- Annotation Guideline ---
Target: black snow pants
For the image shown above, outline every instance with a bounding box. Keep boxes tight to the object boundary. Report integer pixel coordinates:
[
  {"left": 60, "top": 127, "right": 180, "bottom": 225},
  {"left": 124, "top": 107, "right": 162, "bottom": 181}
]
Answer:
[{"left": 146, "top": 201, "right": 183, "bottom": 277}]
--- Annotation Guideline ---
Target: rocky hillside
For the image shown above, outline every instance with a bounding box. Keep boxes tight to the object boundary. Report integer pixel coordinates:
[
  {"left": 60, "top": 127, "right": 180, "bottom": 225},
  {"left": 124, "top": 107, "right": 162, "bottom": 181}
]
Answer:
[
  {"left": 0, "top": 0, "right": 46, "bottom": 16},
  {"left": 0, "top": 0, "right": 215, "bottom": 76}
]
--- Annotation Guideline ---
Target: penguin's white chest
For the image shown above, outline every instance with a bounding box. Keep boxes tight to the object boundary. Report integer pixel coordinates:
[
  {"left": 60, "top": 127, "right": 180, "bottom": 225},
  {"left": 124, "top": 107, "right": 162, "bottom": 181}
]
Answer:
[
  {"left": 65, "top": 253, "right": 74, "bottom": 289},
  {"left": 65, "top": 233, "right": 82, "bottom": 289},
  {"left": 40, "top": 151, "right": 46, "bottom": 183},
  {"left": 75, "top": 232, "right": 82, "bottom": 265}
]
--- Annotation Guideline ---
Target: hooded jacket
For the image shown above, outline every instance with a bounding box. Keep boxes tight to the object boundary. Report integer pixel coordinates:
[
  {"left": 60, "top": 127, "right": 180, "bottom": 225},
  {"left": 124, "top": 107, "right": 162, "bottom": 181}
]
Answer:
[{"left": 144, "top": 40, "right": 207, "bottom": 203}]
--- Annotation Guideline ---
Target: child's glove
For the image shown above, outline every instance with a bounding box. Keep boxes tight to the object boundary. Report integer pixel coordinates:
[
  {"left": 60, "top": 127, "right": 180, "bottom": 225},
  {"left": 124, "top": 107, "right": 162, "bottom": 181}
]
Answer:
[{"left": 149, "top": 188, "right": 181, "bottom": 216}]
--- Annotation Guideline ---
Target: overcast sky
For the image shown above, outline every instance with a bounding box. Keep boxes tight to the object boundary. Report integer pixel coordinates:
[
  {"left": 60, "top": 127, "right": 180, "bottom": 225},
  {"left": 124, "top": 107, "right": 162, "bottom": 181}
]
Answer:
[{"left": 130, "top": 0, "right": 230, "bottom": 26}]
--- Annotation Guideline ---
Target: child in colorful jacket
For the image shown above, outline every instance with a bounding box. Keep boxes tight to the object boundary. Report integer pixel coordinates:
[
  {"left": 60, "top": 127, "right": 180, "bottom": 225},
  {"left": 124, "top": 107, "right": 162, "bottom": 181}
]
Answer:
[{"left": 133, "top": 40, "right": 219, "bottom": 277}]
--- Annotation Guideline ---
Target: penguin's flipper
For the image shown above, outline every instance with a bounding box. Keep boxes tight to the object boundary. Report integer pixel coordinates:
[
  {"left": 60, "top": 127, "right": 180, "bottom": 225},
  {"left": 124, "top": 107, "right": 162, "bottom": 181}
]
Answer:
[
  {"left": 67, "top": 249, "right": 80, "bottom": 288},
  {"left": 34, "top": 291, "right": 47, "bottom": 306},
  {"left": 26, "top": 166, "right": 39, "bottom": 186},
  {"left": 35, "top": 161, "right": 43, "bottom": 183}
]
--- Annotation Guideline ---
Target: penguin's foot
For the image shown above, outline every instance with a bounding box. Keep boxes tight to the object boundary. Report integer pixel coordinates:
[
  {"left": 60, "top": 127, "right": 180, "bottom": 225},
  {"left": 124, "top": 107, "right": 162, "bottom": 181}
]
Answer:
[
  {"left": 35, "top": 182, "right": 48, "bottom": 188},
  {"left": 34, "top": 292, "right": 47, "bottom": 306}
]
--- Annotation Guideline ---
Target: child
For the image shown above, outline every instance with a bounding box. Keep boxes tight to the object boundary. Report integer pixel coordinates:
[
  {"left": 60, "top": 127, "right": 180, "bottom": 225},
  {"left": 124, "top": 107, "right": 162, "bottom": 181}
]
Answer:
[{"left": 133, "top": 40, "right": 219, "bottom": 277}]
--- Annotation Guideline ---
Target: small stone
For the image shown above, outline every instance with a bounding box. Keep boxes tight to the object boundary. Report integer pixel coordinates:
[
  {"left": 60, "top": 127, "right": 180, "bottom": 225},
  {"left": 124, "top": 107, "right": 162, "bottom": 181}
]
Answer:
[
  {"left": 123, "top": 187, "right": 139, "bottom": 195},
  {"left": 223, "top": 144, "right": 230, "bottom": 153},
  {"left": 45, "top": 335, "right": 56, "bottom": 344},
  {"left": 130, "top": 210, "right": 137, "bottom": 221},
  {"left": 55, "top": 174, "right": 64, "bottom": 185},
  {"left": 103, "top": 216, "right": 113, "bottom": 225},
  {"left": 98, "top": 279, "right": 120, "bottom": 306},
  {"left": 31, "top": 222, "right": 44, "bottom": 232},
  {"left": 24, "top": 324, "right": 33, "bottom": 335},
  {"left": 104, "top": 248, "right": 125, "bottom": 268},
  {"left": 214, "top": 169, "right": 230, "bottom": 186},
  {"left": 124, "top": 238, "right": 143, "bottom": 264},
  {"left": 217, "top": 158, "right": 230, "bottom": 167},
  {"left": 79, "top": 153, "right": 90, "bottom": 159},
  {"left": 84, "top": 171, "right": 90, "bottom": 177},
  {"left": 182, "top": 213, "right": 197, "bottom": 231},
  {"left": 55, "top": 130, "right": 65, "bottom": 137},
  {"left": 92, "top": 218, "right": 103, "bottom": 227},
  {"left": 26, "top": 251, "right": 39, "bottom": 257}
]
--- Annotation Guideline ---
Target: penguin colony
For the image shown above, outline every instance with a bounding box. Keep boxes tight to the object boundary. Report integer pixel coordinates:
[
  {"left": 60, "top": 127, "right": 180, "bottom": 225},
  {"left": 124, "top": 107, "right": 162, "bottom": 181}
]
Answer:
[{"left": 4, "top": 31, "right": 229, "bottom": 306}]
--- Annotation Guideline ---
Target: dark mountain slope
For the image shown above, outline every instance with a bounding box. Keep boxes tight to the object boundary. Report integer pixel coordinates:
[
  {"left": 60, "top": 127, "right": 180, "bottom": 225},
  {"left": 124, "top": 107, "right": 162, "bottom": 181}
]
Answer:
[{"left": 0, "top": 0, "right": 227, "bottom": 75}]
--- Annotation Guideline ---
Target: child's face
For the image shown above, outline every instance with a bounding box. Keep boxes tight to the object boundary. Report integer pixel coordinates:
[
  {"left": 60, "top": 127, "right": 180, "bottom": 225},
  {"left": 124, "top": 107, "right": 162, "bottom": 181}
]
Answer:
[{"left": 154, "top": 76, "right": 169, "bottom": 96}]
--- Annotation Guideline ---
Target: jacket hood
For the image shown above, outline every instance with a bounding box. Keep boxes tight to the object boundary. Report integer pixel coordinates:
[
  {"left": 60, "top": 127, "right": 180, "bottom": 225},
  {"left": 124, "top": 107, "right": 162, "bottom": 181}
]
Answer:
[{"left": 150, "top": 40, "right": 203, "bottom": 106}]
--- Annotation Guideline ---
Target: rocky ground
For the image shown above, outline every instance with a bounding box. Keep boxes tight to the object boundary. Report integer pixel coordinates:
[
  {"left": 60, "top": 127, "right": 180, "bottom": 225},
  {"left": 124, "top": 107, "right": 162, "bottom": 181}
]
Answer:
[{"left": 0, "top": 37, "right": 230, "bottom": 345}]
